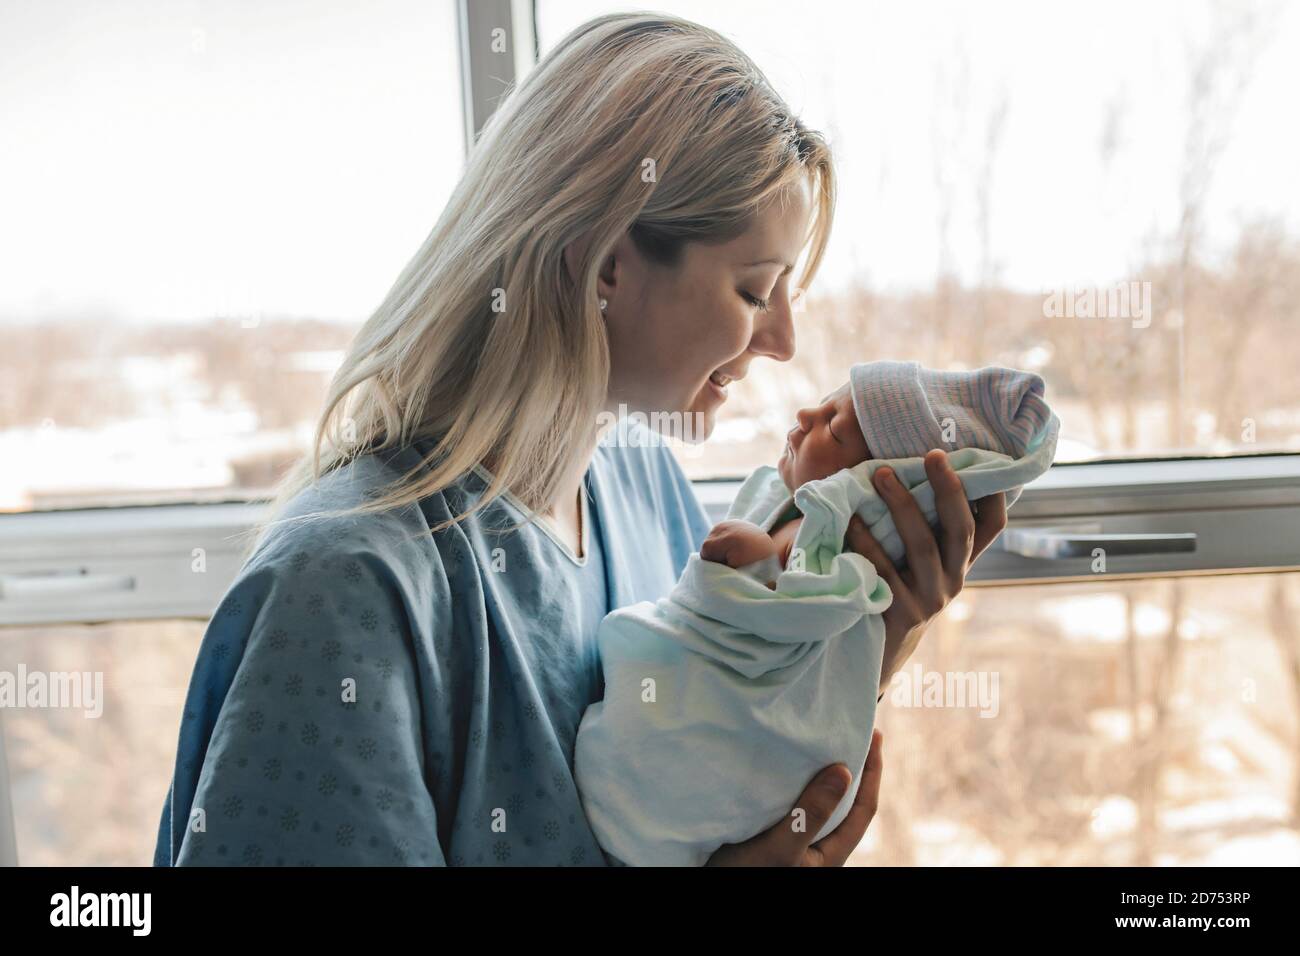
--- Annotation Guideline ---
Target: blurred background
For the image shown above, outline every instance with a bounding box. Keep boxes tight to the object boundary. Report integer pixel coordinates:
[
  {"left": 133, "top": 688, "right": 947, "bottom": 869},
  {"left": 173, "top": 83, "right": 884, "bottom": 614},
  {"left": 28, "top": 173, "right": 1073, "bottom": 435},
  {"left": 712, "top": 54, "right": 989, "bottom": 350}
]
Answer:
[{"left": 2, "top": 0, "right": 1298, "bottom": 865}]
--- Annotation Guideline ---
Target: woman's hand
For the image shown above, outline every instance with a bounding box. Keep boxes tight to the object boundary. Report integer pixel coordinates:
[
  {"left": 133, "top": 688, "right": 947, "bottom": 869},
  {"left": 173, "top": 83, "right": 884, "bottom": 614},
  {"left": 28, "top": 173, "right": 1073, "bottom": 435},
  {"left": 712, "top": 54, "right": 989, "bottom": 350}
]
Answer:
[
  {"left": 706, "top": 729, "right": 884, "bottom": 866},
  {"left": 706, "top": 452, "right": 1001, "bottom": 867},
  {"left": 847, "top": 448, "right": 1007, "bottom": 686}
]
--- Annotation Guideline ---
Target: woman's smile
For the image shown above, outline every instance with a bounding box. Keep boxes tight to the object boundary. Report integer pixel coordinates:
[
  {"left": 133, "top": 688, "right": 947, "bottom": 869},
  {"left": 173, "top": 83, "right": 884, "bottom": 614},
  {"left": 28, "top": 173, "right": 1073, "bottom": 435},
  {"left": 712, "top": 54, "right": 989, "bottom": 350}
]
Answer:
[{"left": 707, "top": 368, "right": 739, "bottom": 402}]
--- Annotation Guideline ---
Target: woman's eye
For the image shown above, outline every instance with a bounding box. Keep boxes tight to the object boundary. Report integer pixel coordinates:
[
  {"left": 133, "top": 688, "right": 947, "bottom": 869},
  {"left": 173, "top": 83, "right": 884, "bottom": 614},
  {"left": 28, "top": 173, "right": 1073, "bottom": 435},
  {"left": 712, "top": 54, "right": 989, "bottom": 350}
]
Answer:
[{"left": 740, "top": 291, "right": 770, "bottom": 312}]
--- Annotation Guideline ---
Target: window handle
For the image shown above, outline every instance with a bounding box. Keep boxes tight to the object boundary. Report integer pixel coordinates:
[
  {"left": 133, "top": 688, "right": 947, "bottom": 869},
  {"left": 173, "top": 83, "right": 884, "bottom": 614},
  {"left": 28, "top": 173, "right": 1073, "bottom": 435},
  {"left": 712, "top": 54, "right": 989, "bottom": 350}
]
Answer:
[
  {"left": 0, "top": 569, "right": 136, "bottom": 600},
  {"left": 999, "top": 526, "right": 1198, "bottom": 560}
]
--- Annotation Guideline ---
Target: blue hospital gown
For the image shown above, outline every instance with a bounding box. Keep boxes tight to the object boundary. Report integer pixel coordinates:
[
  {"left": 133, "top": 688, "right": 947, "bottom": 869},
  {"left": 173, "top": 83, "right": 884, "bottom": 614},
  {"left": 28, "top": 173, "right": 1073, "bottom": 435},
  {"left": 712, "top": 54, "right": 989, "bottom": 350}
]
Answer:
[{"left": 153, "top": 433, "right": 710, "bottom": 866}]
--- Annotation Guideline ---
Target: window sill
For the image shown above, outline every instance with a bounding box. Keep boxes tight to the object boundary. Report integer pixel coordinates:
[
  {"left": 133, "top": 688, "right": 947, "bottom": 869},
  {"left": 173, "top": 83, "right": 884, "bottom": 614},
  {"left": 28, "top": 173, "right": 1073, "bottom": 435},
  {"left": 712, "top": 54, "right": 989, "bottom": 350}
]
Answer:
[{"left": 2, "top": 455, "right": 1298, "bottom": 626}]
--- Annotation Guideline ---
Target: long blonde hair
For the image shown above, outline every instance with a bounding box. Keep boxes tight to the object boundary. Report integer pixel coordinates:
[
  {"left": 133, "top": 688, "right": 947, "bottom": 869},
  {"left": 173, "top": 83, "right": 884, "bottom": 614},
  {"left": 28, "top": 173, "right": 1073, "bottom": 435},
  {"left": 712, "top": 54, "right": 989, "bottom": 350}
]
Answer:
[{"left": 254, "top": 11, "right": 836, "bottom": 548}]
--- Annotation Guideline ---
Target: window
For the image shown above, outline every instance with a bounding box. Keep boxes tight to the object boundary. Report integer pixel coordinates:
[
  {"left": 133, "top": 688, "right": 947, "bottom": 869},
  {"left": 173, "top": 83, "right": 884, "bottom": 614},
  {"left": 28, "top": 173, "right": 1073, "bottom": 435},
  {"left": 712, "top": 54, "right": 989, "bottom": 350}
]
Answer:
[
  {"left": 539, "top": 0, "right": 1300, "bottom": 478},
  {"left": 0, "top": 0, "right": 463, "bottom": 512},
  {"left": 857, "top": 573, "right": 1300, "bottom": 866},
  {"left": 0, "top": 620, "right": 204, "bottom": 865}
]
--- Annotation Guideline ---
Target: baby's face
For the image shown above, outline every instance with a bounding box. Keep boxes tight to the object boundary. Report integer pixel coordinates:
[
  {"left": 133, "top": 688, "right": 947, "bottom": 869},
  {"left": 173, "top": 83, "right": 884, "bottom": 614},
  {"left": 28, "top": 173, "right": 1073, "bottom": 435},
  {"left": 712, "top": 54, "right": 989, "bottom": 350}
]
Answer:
[{"left": 777, "top": 385, "right": 872, "bottom": 492}]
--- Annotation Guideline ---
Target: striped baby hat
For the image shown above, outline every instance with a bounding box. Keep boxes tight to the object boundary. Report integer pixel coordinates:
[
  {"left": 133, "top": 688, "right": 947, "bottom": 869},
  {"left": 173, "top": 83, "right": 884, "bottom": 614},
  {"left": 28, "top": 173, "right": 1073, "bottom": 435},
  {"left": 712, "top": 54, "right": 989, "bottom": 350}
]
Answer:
[{"left": 849, "top": 361, "right": 1054, "bottom": 462}]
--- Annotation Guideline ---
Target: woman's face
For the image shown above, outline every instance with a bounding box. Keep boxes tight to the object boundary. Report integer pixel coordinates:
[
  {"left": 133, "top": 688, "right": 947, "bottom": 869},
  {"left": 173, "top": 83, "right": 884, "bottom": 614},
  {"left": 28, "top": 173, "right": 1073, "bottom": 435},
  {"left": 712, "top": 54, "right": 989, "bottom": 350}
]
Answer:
[{"left": 597, "top": 181, "right": 813, "bottom": 441}]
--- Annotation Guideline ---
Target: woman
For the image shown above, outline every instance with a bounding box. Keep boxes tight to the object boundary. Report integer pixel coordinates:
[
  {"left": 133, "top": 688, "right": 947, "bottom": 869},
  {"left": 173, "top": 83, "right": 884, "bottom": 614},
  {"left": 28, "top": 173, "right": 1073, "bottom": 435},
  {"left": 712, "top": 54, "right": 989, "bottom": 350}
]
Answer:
[{"left": 154, "top": 12, "right": 1005, "bottom": 867}]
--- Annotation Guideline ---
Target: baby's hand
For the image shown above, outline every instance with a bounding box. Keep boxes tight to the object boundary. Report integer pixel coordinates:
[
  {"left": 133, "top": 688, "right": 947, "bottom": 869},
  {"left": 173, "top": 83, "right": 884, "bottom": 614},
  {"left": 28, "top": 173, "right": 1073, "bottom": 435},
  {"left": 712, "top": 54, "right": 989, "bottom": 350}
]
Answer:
[{"left": 700, "top": 519, "right": 779, "bottom": 569}]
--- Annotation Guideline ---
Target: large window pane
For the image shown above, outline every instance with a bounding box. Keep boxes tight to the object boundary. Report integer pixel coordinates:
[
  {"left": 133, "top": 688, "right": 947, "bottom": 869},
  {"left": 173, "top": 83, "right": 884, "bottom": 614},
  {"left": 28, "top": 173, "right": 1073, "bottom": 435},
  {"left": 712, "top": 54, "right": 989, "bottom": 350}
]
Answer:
[
  {"left": 1, "top": 620, "right": 204, "bottom": 866},
  {"left": 539, "top": 1, "right": 1300, "bottom": 478},
  {"left": 853, "top": 572, "right": 1300, "bottom": 866},
  {"left": 0, "top": 0, "right": 462, "bottom": 511}
]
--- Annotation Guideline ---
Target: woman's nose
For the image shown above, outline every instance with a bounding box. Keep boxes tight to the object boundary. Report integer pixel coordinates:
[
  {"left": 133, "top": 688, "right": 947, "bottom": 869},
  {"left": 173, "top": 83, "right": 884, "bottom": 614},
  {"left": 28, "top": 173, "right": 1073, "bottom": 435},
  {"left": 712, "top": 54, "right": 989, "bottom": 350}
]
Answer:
[{"left": 747, "top": 300, "right": 795, "bottom": 363}]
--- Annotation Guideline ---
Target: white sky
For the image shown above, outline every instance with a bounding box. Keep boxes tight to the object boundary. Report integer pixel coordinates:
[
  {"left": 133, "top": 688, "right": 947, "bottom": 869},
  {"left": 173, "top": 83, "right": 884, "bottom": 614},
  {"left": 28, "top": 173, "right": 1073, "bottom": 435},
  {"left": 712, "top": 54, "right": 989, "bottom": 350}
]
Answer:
[
  {"left": 0, "top": 0, "right": 462, "bottom": 323},
  {"left": 2, "top": 0, "right": 1297, "bottom": 322},
  {"left": 541, "top": 0, "right": 1300, "bottom": 294}
]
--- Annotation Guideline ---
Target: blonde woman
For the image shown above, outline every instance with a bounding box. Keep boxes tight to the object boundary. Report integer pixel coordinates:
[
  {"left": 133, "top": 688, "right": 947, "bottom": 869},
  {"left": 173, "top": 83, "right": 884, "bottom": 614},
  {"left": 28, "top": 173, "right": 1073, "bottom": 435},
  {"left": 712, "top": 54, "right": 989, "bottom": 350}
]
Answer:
[{"left": 155, "top": 12, "right": 1005, "bottom": 868}]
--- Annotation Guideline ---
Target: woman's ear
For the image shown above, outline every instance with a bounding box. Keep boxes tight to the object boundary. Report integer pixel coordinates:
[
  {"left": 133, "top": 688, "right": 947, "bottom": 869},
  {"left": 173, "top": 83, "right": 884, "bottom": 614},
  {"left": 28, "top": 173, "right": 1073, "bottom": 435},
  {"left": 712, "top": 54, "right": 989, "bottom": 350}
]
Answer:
[
  {"left": 596, "top": 255, "right": 618, "bottom": 316},
  {"left": 595, "top": 242, "right": 619, "bottom": 298}
]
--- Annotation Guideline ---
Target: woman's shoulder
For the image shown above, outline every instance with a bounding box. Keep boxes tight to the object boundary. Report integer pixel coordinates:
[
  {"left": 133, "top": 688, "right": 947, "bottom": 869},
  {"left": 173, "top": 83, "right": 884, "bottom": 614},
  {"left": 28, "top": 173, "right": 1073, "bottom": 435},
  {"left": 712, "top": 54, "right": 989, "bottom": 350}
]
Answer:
[{"left": 243, "top": 444, "right": 447, "bottom": 595}]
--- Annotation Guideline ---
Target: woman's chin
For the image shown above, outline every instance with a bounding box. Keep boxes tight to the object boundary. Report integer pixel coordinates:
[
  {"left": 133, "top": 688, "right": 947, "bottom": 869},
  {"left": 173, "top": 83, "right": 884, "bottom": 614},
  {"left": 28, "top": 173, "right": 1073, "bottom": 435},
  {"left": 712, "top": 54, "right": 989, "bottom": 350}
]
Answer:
[
  {"left": 682, "top": 407, "right": 716, "bottom": 444},
  {"left": 677, "top": 395, "right": 719, "bottom": 443}
]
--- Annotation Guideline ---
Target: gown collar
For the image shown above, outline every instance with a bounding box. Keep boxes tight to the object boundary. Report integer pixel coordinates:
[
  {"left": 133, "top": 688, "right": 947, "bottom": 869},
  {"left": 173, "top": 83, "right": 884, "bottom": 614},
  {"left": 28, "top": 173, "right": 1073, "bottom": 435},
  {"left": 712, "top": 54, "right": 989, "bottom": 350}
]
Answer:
[{"left": 470, "top": 462, "right": 592, "bottom": 567}]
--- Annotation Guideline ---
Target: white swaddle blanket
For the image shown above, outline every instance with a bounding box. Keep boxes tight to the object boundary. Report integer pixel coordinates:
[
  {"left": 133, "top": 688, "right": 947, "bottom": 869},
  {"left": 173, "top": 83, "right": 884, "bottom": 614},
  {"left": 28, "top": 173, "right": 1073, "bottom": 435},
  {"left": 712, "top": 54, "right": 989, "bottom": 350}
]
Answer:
[{"left": 574, "top": 411, "right": 1060, "bottom": 866}]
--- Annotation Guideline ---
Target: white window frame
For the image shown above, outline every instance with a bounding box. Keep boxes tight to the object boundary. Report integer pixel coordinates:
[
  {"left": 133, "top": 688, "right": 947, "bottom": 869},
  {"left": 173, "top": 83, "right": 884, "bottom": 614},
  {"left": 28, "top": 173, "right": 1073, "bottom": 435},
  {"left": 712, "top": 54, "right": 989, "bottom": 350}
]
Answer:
[{"left": 4, "top": 455, "right": 1299, "bottom": 628}]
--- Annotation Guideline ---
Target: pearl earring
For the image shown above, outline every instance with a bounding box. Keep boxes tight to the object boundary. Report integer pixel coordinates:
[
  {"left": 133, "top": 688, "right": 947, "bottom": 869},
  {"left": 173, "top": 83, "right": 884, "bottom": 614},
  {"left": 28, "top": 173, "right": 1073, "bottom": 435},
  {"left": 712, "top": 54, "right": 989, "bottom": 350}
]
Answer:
[{"left": 598, "top": 297, "right": 608, "bottom": 313}]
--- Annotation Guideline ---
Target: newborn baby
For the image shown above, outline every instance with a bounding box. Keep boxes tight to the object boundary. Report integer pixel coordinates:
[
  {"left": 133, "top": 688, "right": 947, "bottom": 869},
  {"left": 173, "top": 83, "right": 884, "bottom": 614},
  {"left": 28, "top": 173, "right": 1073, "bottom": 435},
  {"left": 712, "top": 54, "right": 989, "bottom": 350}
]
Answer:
[
  {"left": 699, "top": 382, "right": 872, "bottom": 583},
  {"left": 701, "top": 361, "right": 1051, "bottom": 583},
  {"left": 574, "top": 360, "right": 1059, "bottom": 866}
]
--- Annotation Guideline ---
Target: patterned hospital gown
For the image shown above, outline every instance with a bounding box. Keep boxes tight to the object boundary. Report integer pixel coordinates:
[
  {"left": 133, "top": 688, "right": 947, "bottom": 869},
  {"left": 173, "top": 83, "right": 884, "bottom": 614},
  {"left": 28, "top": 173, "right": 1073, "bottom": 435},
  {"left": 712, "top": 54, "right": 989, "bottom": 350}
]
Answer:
[{"left": 153, "top": 433, "right": 710, "bottom": 866}]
